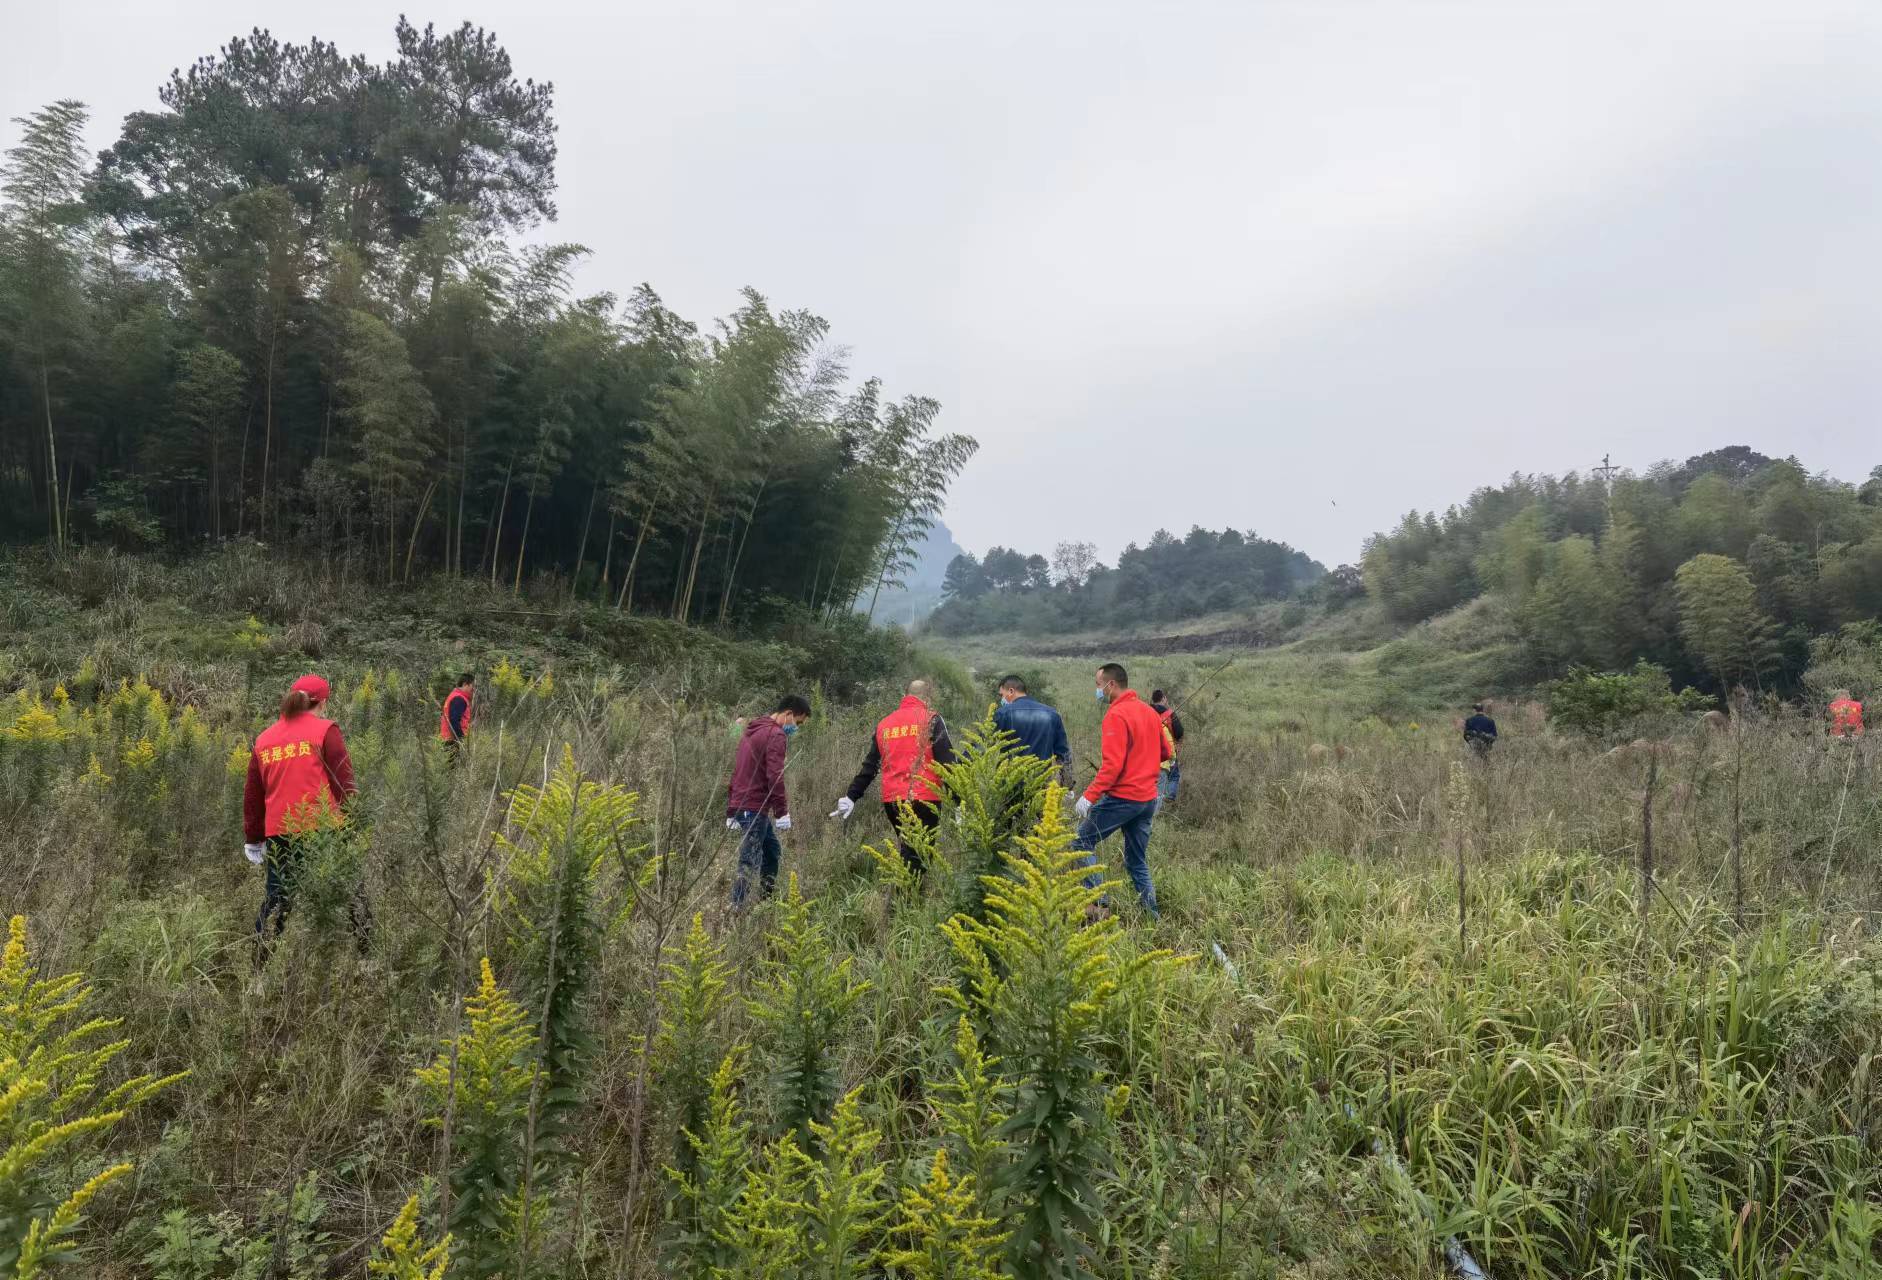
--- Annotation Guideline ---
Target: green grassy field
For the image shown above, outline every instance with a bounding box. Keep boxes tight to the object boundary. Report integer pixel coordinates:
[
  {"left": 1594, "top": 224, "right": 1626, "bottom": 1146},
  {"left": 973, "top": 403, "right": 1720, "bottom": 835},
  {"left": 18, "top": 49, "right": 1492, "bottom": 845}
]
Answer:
[
  {"left": 944, "top": 595, "right": 1523, "bottom": 740},
  {"left": 1, "top": 552, "right": 1878, "bottom": 1279}
]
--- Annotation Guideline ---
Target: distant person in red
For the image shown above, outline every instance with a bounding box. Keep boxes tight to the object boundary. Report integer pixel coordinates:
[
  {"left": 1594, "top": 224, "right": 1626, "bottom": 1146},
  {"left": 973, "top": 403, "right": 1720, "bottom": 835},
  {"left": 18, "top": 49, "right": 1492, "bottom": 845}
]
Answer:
[
  {"left": 1150, "top": 688, "right": 1183, "bottom": 808},
  {"left": 832, "top": 679, "right": 957, "bottom": 875},
  {"left": 243, "top": 674, "right": 358, "bottom": 959},
  {"left": 1074, "top": 663, "right": 1173, "bottom": 919},
  {"left": 439, "top": 672, "right": 475, "bottom": 757},
  {"left": 1828, "top": 689, "right": 1864, "bottom": 739},
  {"left": 726, "top": 694, "right": 812, "bottom": 908}
]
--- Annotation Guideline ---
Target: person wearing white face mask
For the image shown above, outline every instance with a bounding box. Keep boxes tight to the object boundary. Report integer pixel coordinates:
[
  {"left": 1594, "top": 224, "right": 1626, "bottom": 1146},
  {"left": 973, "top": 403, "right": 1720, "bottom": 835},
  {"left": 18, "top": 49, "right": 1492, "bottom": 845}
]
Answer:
[
  {"left": 1073, "top": 663, "right": 1171, "bottom": 919},
  {"left": 725, "top": 693, "right": 811, "bottom": 908}
]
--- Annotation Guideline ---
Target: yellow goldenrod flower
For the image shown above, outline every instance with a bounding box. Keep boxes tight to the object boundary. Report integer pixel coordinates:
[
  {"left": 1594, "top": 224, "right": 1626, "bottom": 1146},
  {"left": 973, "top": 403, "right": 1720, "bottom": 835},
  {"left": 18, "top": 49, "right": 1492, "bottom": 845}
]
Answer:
[
  {"left": 4, "top": 703, "right": 71, "bottom": 745},
  {"left": 122, "top": 736, "right": 158, "bottom": 771}
]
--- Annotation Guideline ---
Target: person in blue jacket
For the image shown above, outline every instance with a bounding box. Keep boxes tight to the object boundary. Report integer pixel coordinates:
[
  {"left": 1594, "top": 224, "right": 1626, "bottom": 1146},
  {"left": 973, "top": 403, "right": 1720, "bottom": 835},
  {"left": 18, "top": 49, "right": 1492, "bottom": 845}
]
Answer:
[
  {"left": 994, "top": 675, "right": 1073, "bottom": 787},
  {"left": 1463, "top": 702, "right": 1499, "bottom": 758}
]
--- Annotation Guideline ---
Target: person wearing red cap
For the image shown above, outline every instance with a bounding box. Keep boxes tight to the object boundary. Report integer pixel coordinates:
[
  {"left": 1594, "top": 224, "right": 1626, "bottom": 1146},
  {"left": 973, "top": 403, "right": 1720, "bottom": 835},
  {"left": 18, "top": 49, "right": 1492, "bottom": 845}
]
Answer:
[{"left": 243, "top": 674, "right": 359, "bottom": 959}]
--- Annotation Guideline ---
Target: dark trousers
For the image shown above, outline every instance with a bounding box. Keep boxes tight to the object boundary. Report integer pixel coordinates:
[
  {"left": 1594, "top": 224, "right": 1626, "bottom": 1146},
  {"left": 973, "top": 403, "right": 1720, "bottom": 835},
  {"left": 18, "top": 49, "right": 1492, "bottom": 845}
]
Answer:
[
  {"left": 255, "top": 835, "right": 305, "bottom": 938},
  {"left": 1073, "top": 795, "right": 1159, "bottom": 917},
  {"left": 254, "top": 835, "right": 372, "bottom": 957},
  {"left": 730, "top": 810, "right": 781, "bottom": 907},
  {"left": 883, "top": 798, "right": 940, "bottom": 874}
]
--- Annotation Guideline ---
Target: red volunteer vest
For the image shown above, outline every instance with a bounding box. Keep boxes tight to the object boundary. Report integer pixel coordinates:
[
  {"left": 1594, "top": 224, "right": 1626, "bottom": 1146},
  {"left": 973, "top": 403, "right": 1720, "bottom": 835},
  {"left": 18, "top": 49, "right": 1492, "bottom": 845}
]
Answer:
[
  {"left": 1829, "top": 699, "right": 1864, "bottom": 738},
  {"left": 876, "top": 696, "right": 941, "bottom": 803},
  {"left": 440, "top": 688, "right": 473, "bottom": 741},
  {"left": 255, "top": 713, "right": 342, "bottom": 836}
]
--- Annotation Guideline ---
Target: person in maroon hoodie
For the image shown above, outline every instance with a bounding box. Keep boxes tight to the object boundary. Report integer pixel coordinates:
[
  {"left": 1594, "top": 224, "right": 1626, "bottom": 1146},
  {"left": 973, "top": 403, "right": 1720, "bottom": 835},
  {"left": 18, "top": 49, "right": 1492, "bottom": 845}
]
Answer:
[{"left": 726, "top": 694, "right": 811, "bottom": 907}]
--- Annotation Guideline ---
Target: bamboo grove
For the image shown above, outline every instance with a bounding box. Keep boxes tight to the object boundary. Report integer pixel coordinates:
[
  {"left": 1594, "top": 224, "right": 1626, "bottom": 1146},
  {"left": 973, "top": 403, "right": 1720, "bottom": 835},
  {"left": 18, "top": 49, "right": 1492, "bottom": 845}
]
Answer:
[{"left": 0, "top": 21, "right": 974, "bottom": 622}]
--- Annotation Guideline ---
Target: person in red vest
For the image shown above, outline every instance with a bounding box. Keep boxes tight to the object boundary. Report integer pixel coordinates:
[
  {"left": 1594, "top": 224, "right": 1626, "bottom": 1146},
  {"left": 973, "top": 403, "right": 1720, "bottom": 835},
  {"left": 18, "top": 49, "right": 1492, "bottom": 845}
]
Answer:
[
  {"left": 726, "top": 694, "right": 812, "bottom": 908},
  {"left": 832, "top": 679, "right": 957, "bottom": 875},
  {"left": 243, "top": 674, "right": 359, "bottom": 959},
  {"left": 1828, "top": 689, "right": 1865, "bottom": 739},
  {"left": 1075, "top": 663, "right": 1173, "bottom": 919},
  {"left": 438, "top": 672, "right": 475, "bottom": 757}
]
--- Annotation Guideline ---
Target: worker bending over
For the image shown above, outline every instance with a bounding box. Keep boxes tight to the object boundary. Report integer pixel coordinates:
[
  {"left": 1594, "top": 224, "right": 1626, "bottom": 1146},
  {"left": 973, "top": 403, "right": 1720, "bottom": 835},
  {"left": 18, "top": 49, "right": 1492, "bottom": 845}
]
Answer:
[
  {"left": 439, "top": 672, "right": 474, "bottom": 757},
  {"left": 1829, "top": 690, "right": 1864, "bottom": 739}
]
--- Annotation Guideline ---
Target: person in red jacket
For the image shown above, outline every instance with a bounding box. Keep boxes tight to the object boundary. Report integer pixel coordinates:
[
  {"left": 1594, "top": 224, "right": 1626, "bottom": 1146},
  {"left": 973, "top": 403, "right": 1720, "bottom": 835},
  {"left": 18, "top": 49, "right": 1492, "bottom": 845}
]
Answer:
[
  {"left": 726, "top": 694, "right": 811, "bottom": 907},
  {"left": 1074, "top": 663, "right": 1172, "bottom": 918},
  {"left": 243, "top": 674, "right": 359, "bottom": 958},
  {"left": 1828, "top": 690, "right": 1864, "bottom": 739},
  {"left": 438, "top": 672, "right": 475, "bottom": 757},
  {"left": 831, "top": 679, "right": 957, "bottom": 874}
]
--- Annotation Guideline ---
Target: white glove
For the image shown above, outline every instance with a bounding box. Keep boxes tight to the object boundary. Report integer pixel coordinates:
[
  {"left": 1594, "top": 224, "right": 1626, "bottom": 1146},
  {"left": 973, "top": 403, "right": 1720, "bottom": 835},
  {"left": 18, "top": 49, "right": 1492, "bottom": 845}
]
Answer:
[
  {"left": 726, "top": 818, "right": 742, "bottom": 831},
  {"left": 775, "top": 814, "right": 793, "bottom": 833},
  {"left": 1074, "top": 795, "right": 1093, "bottom": 820},
  {"left": 830, "top": 797, "right": 855, "bottom": 821},
  {"left": 244, "top": 842, "right": 267, "bottom": 865}
]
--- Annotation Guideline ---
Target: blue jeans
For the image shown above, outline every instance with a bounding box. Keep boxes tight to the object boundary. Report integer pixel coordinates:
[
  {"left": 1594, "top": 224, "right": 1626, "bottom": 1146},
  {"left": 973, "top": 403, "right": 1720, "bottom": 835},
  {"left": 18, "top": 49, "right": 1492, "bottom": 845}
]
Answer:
[
  {"left": 730, "top": 810, "right": 781, "bottom": 907},
  {"left": 1073, "top": 796, "right": 1159, "bottom": 917},
  {"left": 1157, "top": 762, "right": 1181, "bottom": 809}
]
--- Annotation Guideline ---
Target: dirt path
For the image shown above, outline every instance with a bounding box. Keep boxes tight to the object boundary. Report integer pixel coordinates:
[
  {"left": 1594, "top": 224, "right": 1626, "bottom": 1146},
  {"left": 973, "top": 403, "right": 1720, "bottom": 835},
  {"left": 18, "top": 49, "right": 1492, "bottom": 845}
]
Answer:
[{"left": 1019, "top": 622, "right": 1269, "bottom": 657}]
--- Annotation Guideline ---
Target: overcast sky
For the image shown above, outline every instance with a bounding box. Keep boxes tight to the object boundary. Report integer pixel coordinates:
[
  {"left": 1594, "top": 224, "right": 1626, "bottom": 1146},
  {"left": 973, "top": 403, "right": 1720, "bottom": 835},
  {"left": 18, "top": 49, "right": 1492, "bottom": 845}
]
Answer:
[{"left": 6, "top": 1, "right": 1879, "bottom": 567}]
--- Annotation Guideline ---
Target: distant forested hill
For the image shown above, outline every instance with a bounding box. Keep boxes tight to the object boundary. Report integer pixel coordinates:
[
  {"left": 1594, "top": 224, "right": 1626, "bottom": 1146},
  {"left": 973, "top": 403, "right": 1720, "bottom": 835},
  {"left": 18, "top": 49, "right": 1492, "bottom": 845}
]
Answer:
[
  {"left": 1361, "top": 447, "right": 1882, "bottom": 693},
  {"left": 867, "top": 520, "right": 965, "bottom": 627},
  {"left": 927, "top": 527, "right": 1324, "bottom": 636}
]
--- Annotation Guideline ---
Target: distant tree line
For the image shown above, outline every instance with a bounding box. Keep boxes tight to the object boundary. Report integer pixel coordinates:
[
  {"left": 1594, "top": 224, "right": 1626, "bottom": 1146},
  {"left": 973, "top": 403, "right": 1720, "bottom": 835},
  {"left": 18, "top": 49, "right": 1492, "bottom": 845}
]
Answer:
[
  {"left": 929, "top": 526, "right": 1324, "bottom": 636},
  {"left": 1362, "top": 446, "right": 1882, "bottom": 691},
  {"left": 0, "top": 21, "right": 973, "bottom": 624}
]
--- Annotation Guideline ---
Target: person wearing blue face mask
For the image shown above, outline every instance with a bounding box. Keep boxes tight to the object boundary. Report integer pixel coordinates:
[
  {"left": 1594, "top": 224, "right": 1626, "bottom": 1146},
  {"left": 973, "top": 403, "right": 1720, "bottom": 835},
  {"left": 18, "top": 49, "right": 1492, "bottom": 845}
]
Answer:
[
  {"left": 1073, "top": 663, "right": 1172, "bottom": 919},
  {"left": 726, "top": 693, "right": 812, "bottom": 908}
]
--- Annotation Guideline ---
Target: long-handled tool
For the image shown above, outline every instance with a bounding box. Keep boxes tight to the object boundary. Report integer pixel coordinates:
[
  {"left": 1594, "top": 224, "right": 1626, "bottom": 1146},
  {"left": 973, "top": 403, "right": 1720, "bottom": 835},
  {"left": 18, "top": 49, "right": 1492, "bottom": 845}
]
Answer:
[{"left": 1174, "top": 653, "right": 1237, "bottom": 710}]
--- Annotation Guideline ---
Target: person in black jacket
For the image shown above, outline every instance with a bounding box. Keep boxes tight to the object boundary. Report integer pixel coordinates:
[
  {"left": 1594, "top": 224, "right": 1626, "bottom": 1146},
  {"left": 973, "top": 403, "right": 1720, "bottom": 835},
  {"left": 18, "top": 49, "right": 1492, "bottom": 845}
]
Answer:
[{"left": 1463, "top": 702, "right": 1498, "bottom": 757}]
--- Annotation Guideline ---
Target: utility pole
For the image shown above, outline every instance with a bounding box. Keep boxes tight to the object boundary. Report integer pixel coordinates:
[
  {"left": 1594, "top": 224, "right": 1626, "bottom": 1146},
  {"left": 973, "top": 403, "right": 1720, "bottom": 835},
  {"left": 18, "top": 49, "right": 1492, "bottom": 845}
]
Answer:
[{"left": 1594, "top": 453, "right": 1620, "bottom": 526}]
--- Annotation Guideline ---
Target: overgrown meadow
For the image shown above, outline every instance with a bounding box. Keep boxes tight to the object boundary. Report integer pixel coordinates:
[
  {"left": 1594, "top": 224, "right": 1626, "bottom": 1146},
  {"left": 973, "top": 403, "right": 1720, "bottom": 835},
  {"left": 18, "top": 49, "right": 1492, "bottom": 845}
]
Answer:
[{"left": 2, "top": 552, "right": 1880, "bottom": 1279}]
